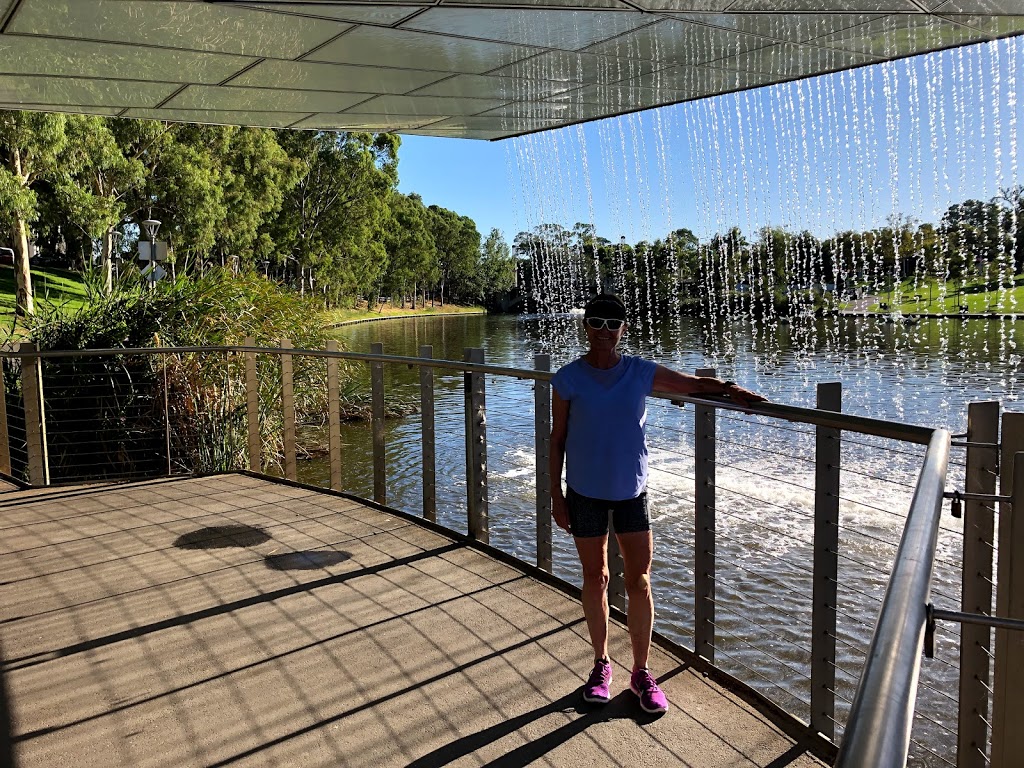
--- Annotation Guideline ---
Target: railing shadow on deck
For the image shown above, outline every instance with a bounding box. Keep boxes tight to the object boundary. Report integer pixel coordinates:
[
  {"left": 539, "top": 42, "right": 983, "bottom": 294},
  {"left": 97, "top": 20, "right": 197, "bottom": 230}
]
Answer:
[{"left": 0, "top": 340, "right": 1022, "bottom": 768}]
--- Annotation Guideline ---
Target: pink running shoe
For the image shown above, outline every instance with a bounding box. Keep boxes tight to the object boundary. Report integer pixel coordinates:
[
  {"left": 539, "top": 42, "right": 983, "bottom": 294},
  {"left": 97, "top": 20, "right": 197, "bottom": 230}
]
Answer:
[
  {"left": 630, "top": 668, "right": 669, "bottom": 714},
  {"left": 583, "top": 659, "right": 612, "bottom": 703}
]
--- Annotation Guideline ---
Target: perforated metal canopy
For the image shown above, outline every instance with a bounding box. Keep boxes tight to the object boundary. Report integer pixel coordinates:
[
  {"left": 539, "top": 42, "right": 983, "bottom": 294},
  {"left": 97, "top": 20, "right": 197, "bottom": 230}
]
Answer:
[{"left": 0, "top": 0, "right": 1019, "bottom": 140}]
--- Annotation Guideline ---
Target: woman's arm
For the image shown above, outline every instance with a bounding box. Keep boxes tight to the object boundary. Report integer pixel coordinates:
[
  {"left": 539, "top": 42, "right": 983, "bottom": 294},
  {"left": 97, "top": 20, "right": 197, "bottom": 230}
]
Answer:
[
  {"left": 652, "top": 365, "right": 766, "bottom": 408},
  {"left": 549, "top": 390, "right": 571, "bottom": 532}
]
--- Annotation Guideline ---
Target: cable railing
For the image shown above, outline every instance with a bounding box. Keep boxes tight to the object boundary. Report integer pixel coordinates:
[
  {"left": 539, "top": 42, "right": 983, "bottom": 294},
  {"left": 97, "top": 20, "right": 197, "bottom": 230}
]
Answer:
[{"left": 0, "top": 340, "right": 1021, "bottom": 768}]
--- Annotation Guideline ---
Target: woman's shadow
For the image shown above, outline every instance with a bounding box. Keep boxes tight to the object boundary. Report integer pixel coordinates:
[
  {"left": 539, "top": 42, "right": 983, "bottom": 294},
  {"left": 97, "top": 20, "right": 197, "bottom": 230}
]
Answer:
[{"left": 405, "top": 688, "right": 664, "bottom": 768}]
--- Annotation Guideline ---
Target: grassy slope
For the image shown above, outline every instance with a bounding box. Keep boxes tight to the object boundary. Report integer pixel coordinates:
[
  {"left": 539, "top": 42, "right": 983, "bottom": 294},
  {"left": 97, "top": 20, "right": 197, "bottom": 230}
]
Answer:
[
  {"left": 0, "top": 267, "right": 482, "bottom": 332},
  {"left": 0, "top": 265, "right": 90, "bottom": 318},
  {"left": 866, "top": 276, "right": 1024, "bottom": 314}
]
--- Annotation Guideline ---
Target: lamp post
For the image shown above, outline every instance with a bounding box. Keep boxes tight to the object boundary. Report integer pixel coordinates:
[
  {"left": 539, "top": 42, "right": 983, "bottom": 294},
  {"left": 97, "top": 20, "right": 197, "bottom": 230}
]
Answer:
[
  {"left": 142, "top": 219, "right": 161, "bottom": 244},
  {"left": 140, "top": 219, "right": 162, "bottom": 289},
  {"left": 111, "top": 230, "right": 123, "bottom": 283}
]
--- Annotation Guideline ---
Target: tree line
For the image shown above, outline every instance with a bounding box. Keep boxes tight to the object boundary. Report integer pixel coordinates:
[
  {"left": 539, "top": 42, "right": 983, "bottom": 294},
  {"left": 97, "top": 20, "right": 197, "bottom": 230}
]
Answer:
[
  {"left": 0, "top": 111, "right": 516, "bottom": 317},
  {"left": 515, "top": 189, "right": 1024, "bottom": 317}
]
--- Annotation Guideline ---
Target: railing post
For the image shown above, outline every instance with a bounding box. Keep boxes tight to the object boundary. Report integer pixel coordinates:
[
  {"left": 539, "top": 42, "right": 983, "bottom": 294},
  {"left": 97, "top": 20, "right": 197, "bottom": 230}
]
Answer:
[
  {"left": 163, "top": 349, "right": 172, "bottom": 475},
  {"left": 991, "top": 413, "right": 1024, "bottom": 768},
  {"left": 694, "top": 366, "right": 717, "bottom": 662},
  {"left": 20, "top": 343, "right": 48, "bottom": 486},
  {"left": 464, "top": 348, "right": 488, "bottom": 543},
  {"left": 812, "top": 381, "right": 841, "bottom": 741},
  {"left": 958, "top": 401, "right": 1000, "bottom": 768},
  {"left": 534, "top": 353, "right": 552, "bottom": 572},
  {"left": 326, "top": 340, "right": 343, "bottom": 492},
  {"left": 419, "top": 344, "right": 436, "bottom": 522},
  {"left": 280, "top": 338, "right": 296, "bottom": 482},
  {"left": 371, "top": 342, "right": 386, "bottom": 505},
  {"left": 0, "top": 357, "right": 10, "bottom": 476},
  {"left": 244, "top": 336, "right": 261, "bottom": 474}
]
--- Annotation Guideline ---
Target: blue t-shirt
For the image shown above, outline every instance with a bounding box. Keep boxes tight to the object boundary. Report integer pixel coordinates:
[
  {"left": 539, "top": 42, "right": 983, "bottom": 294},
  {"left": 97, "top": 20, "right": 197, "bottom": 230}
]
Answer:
[{"left": 551, "top": 355, "right": 658, "bottom": 501}]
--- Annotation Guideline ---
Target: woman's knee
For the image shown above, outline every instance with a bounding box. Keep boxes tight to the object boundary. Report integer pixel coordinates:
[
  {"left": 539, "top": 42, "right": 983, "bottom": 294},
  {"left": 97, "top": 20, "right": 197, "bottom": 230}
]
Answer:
[
  {"left": 583, "top": 566, "right": 610, "bottom": 590},
  {"left": 625, "top": 570, "right": 651, "bottom": 597}
]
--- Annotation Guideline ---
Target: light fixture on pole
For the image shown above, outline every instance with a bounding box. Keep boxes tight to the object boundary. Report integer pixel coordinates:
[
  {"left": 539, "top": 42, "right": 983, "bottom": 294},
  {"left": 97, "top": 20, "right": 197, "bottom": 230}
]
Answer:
[{"left": 142, "top": 219, "right": 161, "bottom": 243}]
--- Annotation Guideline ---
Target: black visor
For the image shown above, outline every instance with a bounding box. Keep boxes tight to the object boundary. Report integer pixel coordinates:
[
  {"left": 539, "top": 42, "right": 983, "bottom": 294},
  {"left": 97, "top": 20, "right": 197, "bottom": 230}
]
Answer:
[{"left": 583, "top": 294, "right": 626, "bottom": 322}]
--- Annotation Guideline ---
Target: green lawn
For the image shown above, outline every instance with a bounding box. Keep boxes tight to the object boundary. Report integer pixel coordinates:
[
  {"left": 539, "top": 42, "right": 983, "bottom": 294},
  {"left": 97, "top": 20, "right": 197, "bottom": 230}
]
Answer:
[
  {"left": 864, "top": 276, "right": 1024, "bottom": 314},
  {"left": 0, "top": 265, "right": 89, "bottom": 315}
]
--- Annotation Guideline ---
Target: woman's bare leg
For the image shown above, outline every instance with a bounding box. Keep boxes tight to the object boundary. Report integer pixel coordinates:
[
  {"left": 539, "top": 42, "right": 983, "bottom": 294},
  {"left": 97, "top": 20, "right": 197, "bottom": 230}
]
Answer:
[
  {"left": 616, "top": 530, "right": 654, "bottom": 670},
  {"left": 574, "top": 534, "right": 610, "bottom": 660}
]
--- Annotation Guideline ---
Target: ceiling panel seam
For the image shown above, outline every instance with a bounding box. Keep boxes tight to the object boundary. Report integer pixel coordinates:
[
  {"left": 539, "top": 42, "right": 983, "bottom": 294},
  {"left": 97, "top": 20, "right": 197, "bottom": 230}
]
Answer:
[
  {"left": 545, "top": 11, "right": 663, "bottom": 53},
  {"left": 604, "top": 22, "right": 894, "bottom": 72},
  {"left": 155, "top": 85, "right": 193, "bottom": 111},
  {"left": 219, "top": 59, "right": 268, "bottom": 88},
  {"left": 391, "top": 7, "right": 433, "bottom": 27},
  {"left": 0, "top": 66, "right": 454, "bottom": 103},
  {"left": 671, "top": 10, "right": 887, "bottom": 46},
  {"left": 338, "top": 94, "right": 391, "bottom": 113},
  {"left": 0, "top": 0, "right": 22, "bottom": 35},
  {"left": 803, "top": 12, "right": 999, "bottom": 54},
  {"left": 2, "top": 31, "right": 263, "bottom": 63},
  {"left": 195, "top": 75, "right": 478, "bottom": 101},
  {"left": 284, "top": 113, "right": 318, "bottom": 129},
  {"left": 572, "top": 18, "right": 780, "bottom": 64},
  {"left": 609, "top": 0, "right": 649, "bottom": 14},
  {"left": 384, "top": 19, "right": 622, "bottom": 54},
  {"left": 0, "top": 70, "right": 188, "bottom": 88},
  {"left": 296, "top": 25, "right": 358, "bottom": 61},
  {"left": 667, "top": 8, "right": 930, "bottom": 16},
  {"left": 935, "top": 13, "right": 1002, "bottom": 41},
  {"left": 402, "top": 73, "right": 461, "bottom": 97}
]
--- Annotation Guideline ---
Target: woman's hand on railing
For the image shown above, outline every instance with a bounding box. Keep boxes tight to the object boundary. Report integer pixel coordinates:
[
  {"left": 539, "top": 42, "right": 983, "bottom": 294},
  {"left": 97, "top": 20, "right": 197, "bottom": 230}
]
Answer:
[{"left": 720, "top": 382, "right": 767, "bottom": 409}]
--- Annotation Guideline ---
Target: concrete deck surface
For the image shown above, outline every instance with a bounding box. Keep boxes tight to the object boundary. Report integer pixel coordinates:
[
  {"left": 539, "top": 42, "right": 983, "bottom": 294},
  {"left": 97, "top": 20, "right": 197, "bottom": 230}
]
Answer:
[{"left": 0, "top": 474, "right": 826, "bottom": 767}]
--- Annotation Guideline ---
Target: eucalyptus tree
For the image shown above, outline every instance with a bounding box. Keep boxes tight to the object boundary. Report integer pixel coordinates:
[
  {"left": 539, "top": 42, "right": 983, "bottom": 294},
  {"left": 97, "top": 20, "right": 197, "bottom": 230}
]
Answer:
[
  {"left": 271, "top": 130, "right": 399, "bottom": 303},
  {"left": 477, "top": 228, "right": 516, "bottom": 308},
  {"left": 0, "top": 111, "right": 71, "bottom": 315},
  {"left": 427, "top": 204, "right": 480, "bottom": 306},
  {"left": 210, "top": 126, "right": 301, "bottom": 269},
  {"left": 383, "top": 192, "right": 436, "bottom": 306},
  {"left": 109, "top": 119, "right": 225, "bottom": 271},
  {"left": 61, "top": 116, "right": 145, "bottom": 292}
]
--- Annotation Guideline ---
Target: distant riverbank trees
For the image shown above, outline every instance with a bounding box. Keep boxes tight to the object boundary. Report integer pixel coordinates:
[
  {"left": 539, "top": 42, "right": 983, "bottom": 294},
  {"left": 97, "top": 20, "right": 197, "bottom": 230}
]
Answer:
[
  {"left": 515, "top": 188, "right": 1024, "bottom": 316},
  {"left": 1, "top": 111, "right": 515, "bottom": 317}
]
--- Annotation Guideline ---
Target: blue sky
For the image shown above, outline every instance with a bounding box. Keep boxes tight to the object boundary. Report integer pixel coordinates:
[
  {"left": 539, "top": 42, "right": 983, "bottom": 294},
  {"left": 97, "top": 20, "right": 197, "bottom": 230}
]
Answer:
[
  {"left": 397, "top": 36, "right": 1023, "bottom": 247},
  {"left": 397, "top": 135, "right": 514, "bottom": 239}
]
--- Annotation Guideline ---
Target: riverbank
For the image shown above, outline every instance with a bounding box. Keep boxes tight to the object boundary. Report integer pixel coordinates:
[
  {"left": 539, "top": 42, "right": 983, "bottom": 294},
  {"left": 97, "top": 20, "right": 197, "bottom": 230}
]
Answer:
[
  {"left": 836, "top": 310, "right": 1022, "bottom": 320},
  {"left": 322, "top": 303, "right": 485, "bottom": 327}
]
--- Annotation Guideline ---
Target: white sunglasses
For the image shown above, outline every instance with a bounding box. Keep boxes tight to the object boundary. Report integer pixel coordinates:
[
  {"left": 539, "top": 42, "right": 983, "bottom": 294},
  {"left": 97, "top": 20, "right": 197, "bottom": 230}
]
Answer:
[{"left": 585, "top": 317, "right": 625, "bottom": 331}]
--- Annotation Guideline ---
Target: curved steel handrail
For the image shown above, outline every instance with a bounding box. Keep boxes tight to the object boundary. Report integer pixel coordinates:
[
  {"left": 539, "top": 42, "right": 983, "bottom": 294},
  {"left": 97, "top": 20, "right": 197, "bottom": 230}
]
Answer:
[{"left": 833, "top": 427, "right": 951, "bottom": 768}]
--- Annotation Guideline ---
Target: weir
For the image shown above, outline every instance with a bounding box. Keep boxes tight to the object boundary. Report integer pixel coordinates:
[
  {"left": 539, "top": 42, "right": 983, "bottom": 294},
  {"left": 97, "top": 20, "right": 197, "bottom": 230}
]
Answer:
[{"left": 0, "top": 342, "right": 1021, "bottom": 767}]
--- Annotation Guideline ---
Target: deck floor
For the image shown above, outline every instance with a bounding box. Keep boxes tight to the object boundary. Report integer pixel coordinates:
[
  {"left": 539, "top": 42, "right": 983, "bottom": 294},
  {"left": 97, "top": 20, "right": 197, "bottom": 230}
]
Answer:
[{"left": 0, "top": 474, "right": 825, "bottom": 767}]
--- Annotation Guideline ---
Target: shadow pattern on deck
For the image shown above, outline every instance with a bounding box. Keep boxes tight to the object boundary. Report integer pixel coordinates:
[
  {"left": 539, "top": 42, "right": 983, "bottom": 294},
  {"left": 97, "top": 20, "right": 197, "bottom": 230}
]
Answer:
[{"left": 0, "top": 474, "right": 826, "bottom": 768}]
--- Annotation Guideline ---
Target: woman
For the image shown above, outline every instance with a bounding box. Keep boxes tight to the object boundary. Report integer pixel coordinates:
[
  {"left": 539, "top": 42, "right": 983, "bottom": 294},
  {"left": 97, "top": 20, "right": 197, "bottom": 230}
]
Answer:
[{"left": 549, "top": 294, "right": 765, "bottom": 714}]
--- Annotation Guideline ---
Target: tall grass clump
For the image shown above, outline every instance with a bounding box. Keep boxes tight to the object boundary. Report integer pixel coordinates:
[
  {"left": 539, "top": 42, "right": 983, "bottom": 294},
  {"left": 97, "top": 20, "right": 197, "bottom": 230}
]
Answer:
[{"left": 6, "top": 268, "right": 330, "bottom": 481}]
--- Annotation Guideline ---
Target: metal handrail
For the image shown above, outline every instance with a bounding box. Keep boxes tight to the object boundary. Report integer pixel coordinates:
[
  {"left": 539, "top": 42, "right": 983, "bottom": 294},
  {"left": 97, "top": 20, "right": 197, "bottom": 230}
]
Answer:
[
  {"left": 0, "top": 343, "right": 936, "bottom": 444},
  {"left": 833, "top": 427, "right": 951, "bottom": 768}
]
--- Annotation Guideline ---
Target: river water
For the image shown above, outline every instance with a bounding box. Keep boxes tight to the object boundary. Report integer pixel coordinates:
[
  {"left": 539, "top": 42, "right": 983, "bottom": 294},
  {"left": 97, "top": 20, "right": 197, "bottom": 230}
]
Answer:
[{"left": 309, "top": 313, "right": 1021, "bottom": 766}]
